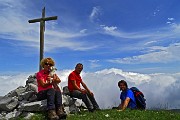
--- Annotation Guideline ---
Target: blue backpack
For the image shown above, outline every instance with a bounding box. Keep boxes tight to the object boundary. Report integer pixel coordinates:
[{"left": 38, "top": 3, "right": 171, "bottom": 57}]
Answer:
[{"left": 130, "top": 87, "right": 146, "bottom": 110}]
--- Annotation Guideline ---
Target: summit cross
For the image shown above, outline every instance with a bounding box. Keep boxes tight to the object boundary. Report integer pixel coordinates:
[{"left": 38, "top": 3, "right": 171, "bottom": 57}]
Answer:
[{"left": 28, "top": 7, "right": 58, "bottom": 70}]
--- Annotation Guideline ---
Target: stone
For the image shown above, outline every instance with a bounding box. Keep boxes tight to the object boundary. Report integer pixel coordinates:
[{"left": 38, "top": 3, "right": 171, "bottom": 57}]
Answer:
[
  {"left": 63, "top": 86, "right": 70, "bottom": 95},
  {"left": 23, "top": 112, "right": 35, "bottom": 119},
  {"left": 0, "top": 96, "right": 19, "bottom": 111},
  {"left": 28, "top": 94, "right": 37, "bottom": 102},
  {"left": 19, "top": 99, "right": 47, "bottom": 112},
  {"left": 18, "top": 91, "right": 35, "bottom": 101},
  {"left": 63, "top": 95, "right": 77, "bottom": 107},
  {"left": 5, "top": 86, "right": 27, "bottom": 98},
  {"left": 62, "top": 95, "right": 70, "bottom": 106},
  {"left": 26, "top": 74, "right": 37, "bottom": 85},
  {"left": 0, "top": 111, "right": 6, "bottom": 119},
  {"left": 81, "top": 102, "right": 87, "bottom": 109},
  {"left": 26, "top": 83, "right": 38, "bottom": 93},
  {"left": 69, "top": 104, "right": 80, "bottom": 114},
  {"left": 5, "top": 109, "right": 22, "bottom": 119},
  {"left": 64, "top": 107, "right": 70, "bottom": 114},
  {"left": 74, "top": 99, "right": 82, "bottom": 107}
]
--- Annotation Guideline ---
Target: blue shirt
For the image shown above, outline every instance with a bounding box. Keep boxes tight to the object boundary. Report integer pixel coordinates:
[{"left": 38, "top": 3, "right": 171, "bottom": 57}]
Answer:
[{"left": 120, "top": 89, "right": 136, "bottom": 109}]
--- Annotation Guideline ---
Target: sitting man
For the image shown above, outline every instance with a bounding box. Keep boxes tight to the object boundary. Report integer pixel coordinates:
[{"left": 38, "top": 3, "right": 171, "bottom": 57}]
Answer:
[
  {"left": 68, "top": 63, "right": 100, "bottom": 112},
  {"left": 118, "top": 80, "right": 136, "bottom": 111},
  {"left": 36, "top": 57, "right": 66, "bottom": 120}
]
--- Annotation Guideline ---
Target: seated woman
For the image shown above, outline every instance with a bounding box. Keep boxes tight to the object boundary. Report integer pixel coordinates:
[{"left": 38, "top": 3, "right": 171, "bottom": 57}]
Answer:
[{"left": 36, "top": 57, "right": 66, "bottom": 120}]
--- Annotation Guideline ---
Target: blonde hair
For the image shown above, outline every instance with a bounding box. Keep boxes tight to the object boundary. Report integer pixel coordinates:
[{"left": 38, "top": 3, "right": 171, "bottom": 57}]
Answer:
[{"left": 40, "top": 57, "right": 55, "bottom": 68}]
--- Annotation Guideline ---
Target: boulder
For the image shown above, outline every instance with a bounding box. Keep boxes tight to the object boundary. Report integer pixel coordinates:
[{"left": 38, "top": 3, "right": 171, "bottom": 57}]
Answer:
[
  {"left": 18, "top": 91, "right": 35, "bottom": 101},
  {"left": 0, "top": 111, "right": 6, "bottom": 119},
  {"left": 0, "top": 96, "right": 19, "bottom": 111},
  {"left": 64, "top": 106, "right": 70, "bottom": 114},
  {"left": 5, "top": 109, "right": 22, "bottom": 119},
  {"left": 63, "top": 86, "right": 70, "bottom": 95},
  {"left": 74, "top": 99, "right": 82, "bottom": 107},
  {"left": 69, "top": 104, "right": 80, "bottom": 114},
  {"left": 5, "top": 86, "right": 27, "bottom": 98},
  {"left": 28, "top": 94, "right": 37, "bottom": 102},
  {"left": 63, "top": 95, "right": 77, "bottom": 106},
  {"left": 19, "top": 99, "right": 47, "bottom": 112},
  {"left": 26, "top": 74, "right": 37, "bottom": 85},
  {"left": 26, "top": 83, "right": 38, "bottom": 93},
  {"left": 23, "top": 112, "right": 35, "bottom": 119}
]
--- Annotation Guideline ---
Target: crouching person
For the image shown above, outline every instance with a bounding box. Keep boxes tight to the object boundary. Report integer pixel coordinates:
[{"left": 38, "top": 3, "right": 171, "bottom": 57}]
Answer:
[
  {"left": 68, "top": 63, "right": 100, "bottom": 112},
  {"left": 118, "top": 80, "right": 136, "bottom": 111},
  {"left": 36, "top": 58, "right": 67, "bottom": 120}
]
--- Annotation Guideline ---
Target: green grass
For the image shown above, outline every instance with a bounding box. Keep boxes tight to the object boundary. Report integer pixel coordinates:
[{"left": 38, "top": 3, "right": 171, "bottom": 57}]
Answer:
[
  {"left": 67, "top": 109, "right": 180, "bottom": 120},
  {"left": 16, "top": 109, "right": 180, "bottom": 120}
]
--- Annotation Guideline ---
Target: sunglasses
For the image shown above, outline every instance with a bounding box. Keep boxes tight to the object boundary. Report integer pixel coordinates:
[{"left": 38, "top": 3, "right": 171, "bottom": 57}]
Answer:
[{"left": 45, "top": 63, "right": 53, "bottom": 66}]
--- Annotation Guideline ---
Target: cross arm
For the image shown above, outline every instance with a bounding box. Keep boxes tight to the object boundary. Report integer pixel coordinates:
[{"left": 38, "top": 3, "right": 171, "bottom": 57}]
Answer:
[{"left": 28, "top": 16, "right": 58, "bottom": 23}]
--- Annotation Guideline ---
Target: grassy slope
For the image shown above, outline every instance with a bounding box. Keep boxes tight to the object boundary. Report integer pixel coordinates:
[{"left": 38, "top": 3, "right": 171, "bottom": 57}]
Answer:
[
  {"left": 67, "top": 109, "right": 180, "bottom": 120},
  {"left": 17, "top": 109, "right": 180, "bottom": 120}
]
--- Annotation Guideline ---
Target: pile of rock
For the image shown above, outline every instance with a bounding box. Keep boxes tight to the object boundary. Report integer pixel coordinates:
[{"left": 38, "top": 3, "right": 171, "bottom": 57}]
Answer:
[{"left": 0, "top": 75, "right": 86, "bottom": 119}]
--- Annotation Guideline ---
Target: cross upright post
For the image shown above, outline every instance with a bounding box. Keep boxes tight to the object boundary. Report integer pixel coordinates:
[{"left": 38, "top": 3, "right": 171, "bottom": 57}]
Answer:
[{"left": 28, "top": 7, "right": 58, "bottom": 70}]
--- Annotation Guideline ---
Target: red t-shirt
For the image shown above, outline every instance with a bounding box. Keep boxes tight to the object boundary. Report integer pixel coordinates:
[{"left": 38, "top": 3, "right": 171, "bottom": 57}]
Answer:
[
  {"left": 68, "top": 71, "right": 82, "bottom": 91},
  {"left": 36, "top": 70, "right": 53, "bottom": 92}
]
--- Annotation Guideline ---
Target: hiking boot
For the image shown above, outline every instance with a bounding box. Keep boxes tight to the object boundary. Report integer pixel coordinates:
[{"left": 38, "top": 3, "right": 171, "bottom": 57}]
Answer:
[
  {"left": 56, "top": 106, "right": 67, "bottom": 119},
  {"left": 48, "top": 109, "right": 59, "bottom": 120}
]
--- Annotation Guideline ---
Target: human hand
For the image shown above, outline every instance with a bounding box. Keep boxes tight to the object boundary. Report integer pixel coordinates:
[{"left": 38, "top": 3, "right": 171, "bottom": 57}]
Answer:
[
  {"left": 51, "top": 74, "right": 61, "bottom": 83},
  {"left": 81, "top": 89, "right": 87, "bottom": 94},
  {"left": 89, "top": 91, "right": 94, "bottom": 96},
  {"left": 47, "top": 75, "right": 53, "bottom": 83}
]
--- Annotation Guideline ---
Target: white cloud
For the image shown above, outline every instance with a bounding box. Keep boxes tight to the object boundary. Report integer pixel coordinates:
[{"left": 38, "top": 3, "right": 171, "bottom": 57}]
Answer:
[
  {"left": 152, "top": 8, "right": 160, "bottom": 17},
  {"left": 80, "top": 29, "right": 87, "bottom": 33},
  {"left": 168, "top": 18, "right": 175, "bottom": 21},
  {"left": 1, "top": 68, "right": 180, "bottom": 109},
  {"left": 144, "top": 40, "right": 157, "bottom": 45},
  {"left": 0, "top": 1, "right": 97, "bottom": 52},
  {"left": 101, "top": 23, "right": 180, "bottom": 41},
  {"left": 103, "top": 26, "right": 117, "bottom": 32},
  {"left": 166, "top": 18, "right": 175, "bottom": 25},
  {"left": 153, "top": 12, "right": 157, "bottom": 16},
  {"left": 89, "top": 6, "right": 101, "bottom": 22},
  {"left": 101, "top": 26, "right": 154, "bottom": 39},
  {"left": 108, "top": 42, "right": 180, "bottom": 64},
  {"left": 88, "top": 60, "right": 101, "bottom": 69}
]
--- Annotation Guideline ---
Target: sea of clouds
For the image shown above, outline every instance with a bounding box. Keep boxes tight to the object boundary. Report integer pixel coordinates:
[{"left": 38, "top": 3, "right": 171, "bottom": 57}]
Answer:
[{"left": 0, "top": 68, "right": 180, "bottom": 109}]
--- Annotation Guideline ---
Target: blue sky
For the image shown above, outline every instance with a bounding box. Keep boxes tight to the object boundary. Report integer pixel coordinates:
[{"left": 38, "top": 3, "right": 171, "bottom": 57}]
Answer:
[{"left": 0, "top": 0, "right": 180, "bottom": 74}]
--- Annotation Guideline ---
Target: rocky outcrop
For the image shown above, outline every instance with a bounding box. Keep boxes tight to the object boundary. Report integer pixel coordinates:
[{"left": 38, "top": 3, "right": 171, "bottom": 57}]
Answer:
[
  {"left": 0, "top": 96, "right": 19, "bottom": 111},
  {"left": 0, "top": 74, "right": 87, "bottom": 119}
]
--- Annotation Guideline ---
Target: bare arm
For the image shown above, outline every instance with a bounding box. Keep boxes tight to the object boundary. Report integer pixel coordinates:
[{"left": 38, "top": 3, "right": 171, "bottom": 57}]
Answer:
[
  {"left": 118, "top": 100, "right": 123, "bottom": 109},
  {"left": 38, "top": 76, "right": 52, "bottom": 88},
  {"left": 121, "top": 97, "right": 130, "bottom": 110},
  {"left": 52, "top": 74, "right": 61, "bottom": 83},
  {"left": 71, "top": 80, "right": 85, "bottom": 93},
  {"left": 81, "top": 81, "right": 91, "bottom": 94}
]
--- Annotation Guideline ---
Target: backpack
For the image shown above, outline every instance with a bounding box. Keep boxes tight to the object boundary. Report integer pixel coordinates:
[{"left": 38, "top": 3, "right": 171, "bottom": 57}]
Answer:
[{"left": 130, "top": 87, "right": 146, "bottom": 110}]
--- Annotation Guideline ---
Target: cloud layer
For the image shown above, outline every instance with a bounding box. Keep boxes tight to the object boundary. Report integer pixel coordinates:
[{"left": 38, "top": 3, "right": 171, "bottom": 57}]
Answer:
[
  {"left": 1, "top": 68, "right": 180, "bottom": 109},
  {"left": 108, "top": 42, "right": 180, "bottom": 64}
]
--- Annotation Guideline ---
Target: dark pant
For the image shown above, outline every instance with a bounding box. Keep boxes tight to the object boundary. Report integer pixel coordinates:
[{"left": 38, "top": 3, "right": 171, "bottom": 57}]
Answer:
[
  {"left": 37, "top": 88, "right": 62, "bottom": 110},
  {"left": 70, "top": 90, "right": 99, "bottom": 111}
]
